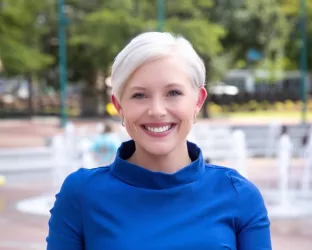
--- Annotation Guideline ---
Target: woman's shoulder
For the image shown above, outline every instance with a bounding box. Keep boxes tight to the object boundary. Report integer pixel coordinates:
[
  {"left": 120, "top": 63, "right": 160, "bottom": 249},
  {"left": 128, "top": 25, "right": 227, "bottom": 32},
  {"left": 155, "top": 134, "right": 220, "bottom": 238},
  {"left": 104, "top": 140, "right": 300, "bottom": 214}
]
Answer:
[
  {"left": 205, "top": 164, "right": 268, "bottom": 228},
  {"left": 60, "top": 166, "right": 111, "bottom": 193},
  {"left": 204, "top": 164, "right": 264, "bottom": 203}
]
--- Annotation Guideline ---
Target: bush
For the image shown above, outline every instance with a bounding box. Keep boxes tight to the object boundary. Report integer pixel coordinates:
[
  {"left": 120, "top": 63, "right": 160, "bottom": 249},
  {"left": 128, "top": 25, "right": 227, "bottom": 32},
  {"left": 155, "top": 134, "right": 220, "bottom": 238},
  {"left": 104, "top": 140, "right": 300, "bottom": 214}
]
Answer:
[
  {"left": 209, "top": 103, "right": 222, "bottom": 115},
  {"left": 294, "top": 101, "right": 302, "bottom": 111},
  {"left": 231, "top": 103, "right": 241, "bottom": 112},
  {"left": 284, "top": 99, "right": 295, "bottom": 111},
  {"left": 247, "top": 100, "right": 259, "bottom": 111},
  {"left": 308, "top": 99, "right": 312, "bottom": 111},
  {"left": 260, "top": 100, "right": 270, "bottom": 110},
  {"left": 274, "top": 101, "right": 284, "bottom": 111}
]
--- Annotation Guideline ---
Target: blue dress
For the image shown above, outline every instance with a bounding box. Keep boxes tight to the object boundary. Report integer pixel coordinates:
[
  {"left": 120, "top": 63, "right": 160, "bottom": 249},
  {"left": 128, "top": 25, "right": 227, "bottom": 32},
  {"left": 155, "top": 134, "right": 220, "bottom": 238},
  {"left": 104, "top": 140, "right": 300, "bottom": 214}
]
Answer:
[{"left": 47, "top": 140, "right": 272, "bottom": 250}]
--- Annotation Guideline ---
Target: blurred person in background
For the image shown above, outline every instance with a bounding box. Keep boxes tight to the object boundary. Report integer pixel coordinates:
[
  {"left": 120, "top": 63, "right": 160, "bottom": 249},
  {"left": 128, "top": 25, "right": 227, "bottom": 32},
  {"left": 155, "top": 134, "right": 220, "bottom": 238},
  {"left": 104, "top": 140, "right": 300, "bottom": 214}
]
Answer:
[
  {"left": 47, "top": 32, "right": 272, "bottom": 250},
  {"left": 89, "top": 122, "right": 121, "bottom": 166}
]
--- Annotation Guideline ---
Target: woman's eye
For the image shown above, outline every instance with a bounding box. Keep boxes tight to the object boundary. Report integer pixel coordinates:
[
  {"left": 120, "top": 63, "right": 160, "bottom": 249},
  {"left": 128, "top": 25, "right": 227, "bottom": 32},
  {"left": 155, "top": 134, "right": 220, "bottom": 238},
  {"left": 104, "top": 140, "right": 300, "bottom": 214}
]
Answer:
[
  {"left": 168, "top": 90, "right": 182, "bottom": 96},
  {"left": 132, "top": 93, "right": 146, "bottom": 99}
]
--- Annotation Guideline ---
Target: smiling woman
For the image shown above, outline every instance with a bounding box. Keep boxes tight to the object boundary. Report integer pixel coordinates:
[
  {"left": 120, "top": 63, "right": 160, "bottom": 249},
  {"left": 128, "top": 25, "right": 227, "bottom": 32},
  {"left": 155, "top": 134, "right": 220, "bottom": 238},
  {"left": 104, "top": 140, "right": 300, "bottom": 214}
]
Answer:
[
  {"left": 47, "top": 32, "right": 272, "bottom": 250},
  {"left": 112, "top": 54, "right": 206, "bottom": 172}
]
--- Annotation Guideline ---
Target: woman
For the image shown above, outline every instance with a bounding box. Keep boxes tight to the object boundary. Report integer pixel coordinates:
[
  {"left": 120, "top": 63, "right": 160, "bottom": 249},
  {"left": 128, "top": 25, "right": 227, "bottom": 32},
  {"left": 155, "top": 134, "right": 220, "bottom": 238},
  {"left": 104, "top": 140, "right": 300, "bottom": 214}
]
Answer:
[{"left": 47, "top": 32, "right": 272, "bottom": 249}]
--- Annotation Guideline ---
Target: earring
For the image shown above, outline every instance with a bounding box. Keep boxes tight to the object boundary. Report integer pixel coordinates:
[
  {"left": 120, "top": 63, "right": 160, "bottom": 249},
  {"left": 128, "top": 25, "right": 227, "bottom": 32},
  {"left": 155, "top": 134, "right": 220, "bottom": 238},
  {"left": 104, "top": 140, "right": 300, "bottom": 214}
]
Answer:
[
  {"left": 193, "top": 114, "right": 197, "bottom": 124},
  {"left": 121, "top": 117, "right": 125, "bottom": 127}
]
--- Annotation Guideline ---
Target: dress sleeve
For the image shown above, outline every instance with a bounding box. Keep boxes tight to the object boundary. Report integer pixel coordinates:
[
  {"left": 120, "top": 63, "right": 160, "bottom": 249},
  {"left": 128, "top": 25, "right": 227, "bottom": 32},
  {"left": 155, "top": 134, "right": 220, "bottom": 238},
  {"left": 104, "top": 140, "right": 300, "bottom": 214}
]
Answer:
[
  {"left": 46, "top": 168, "right": 84, "bottom": 250},
  {"left": 230, "top": 169, "right": 272, "bottom": 250}
]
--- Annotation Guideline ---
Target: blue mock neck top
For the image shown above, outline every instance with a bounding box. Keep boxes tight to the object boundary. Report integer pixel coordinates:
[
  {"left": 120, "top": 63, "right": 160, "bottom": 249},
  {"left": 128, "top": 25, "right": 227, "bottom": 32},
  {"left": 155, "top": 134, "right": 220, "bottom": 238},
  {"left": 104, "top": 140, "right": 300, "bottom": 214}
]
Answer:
[
  {"left": 47, "top": 140, "right": 272, "bottom": 250},
  {"left": 111, "top": 140, "right": 205, "bottom": 189}
]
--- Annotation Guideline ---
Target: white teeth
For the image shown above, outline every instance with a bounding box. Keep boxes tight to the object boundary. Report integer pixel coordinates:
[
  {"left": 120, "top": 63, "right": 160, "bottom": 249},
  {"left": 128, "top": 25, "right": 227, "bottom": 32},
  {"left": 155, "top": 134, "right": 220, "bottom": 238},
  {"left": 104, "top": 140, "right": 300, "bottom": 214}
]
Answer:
[{"left": 146, "top": 125, "right": 171, "bottom": 133}]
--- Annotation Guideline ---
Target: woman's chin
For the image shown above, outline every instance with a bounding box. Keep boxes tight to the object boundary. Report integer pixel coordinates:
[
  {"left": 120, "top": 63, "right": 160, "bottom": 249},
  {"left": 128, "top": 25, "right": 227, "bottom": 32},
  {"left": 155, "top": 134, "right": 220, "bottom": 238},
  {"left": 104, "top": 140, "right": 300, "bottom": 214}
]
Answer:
[{"left": 140, "top": 142, "right": 176, "bottom": 157}]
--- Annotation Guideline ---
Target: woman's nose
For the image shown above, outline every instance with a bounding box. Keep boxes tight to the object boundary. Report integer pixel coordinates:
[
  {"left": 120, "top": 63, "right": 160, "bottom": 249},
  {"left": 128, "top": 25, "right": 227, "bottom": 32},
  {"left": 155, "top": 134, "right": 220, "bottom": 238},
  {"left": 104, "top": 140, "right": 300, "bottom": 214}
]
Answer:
[{"left": 147, "top": 98, "right": 167, "bottom": 118}]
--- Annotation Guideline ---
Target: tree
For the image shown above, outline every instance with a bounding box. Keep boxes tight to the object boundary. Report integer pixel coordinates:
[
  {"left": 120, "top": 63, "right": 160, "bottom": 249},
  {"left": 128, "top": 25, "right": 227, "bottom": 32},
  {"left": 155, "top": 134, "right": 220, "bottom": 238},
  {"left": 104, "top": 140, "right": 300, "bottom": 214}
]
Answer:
[
  {"left": 279, "top": 0, "right": 312, "bottom": 71},
  {"left": 210, "top": 0, "right": 295, "bottom": 75},
  {"left": 66, "top": 0, "right": 145, "bottom": 116},
  {"left": 0, "top": 0, "right": 54, "bottom": 75},
  {"left": 67, "top": 0, "right": 226, "bottom": 117},
  {"left": 162, "top": 0, "right": 227, "bottom": 117}
]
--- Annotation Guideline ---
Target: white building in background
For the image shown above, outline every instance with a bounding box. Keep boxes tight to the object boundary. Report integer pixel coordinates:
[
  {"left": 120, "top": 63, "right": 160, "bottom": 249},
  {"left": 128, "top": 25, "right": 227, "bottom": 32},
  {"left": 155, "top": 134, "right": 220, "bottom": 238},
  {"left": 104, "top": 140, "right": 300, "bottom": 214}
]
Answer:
[{"left": 222, "top": 69, "right": 312, "bottom": 94}]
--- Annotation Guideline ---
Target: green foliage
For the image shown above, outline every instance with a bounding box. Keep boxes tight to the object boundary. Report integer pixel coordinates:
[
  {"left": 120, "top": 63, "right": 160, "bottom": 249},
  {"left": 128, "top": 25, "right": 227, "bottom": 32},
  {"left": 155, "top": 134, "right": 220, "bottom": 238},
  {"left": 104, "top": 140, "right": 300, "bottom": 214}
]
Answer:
[
  {"left": 0, "top": 0, "right": 311, "bottom": 85},
  {"left": 69, "top": 8, "right": 144, "bottom": 68},
  {"left": 210, "top": 0, "right": 302, "bottom": 75},
  {"left": 282, "top": 0, "right": 312, "bottom": 70},
  {"left": 67, "top": 0, "right": 226, "bottom": 84},
  {"left": 0, "top": 0, "right": 54, "bottom": 75}
]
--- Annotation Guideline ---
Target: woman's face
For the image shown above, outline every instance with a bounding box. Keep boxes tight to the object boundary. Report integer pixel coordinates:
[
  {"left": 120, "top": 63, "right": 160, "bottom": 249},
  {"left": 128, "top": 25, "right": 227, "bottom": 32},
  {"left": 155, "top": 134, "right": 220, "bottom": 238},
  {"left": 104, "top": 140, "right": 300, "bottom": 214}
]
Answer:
[{"left": 112, "top": 56, "right": 207, "bottom": 156}]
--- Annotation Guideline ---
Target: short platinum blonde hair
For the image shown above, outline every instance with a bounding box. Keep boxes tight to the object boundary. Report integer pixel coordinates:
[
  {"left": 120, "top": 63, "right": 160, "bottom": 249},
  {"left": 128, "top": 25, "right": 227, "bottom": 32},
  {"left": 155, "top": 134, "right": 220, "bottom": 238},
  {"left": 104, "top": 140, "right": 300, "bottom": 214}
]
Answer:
[{"left": 111, "top": 32, "right": 206, "bottom": 101}]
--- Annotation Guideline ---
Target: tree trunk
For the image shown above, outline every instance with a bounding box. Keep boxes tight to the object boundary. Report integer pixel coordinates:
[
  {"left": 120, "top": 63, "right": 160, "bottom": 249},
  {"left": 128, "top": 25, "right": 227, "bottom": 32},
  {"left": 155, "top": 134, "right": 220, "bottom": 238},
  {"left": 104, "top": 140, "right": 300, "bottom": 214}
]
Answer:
[
  {"left": 80, "top": 87, "right": 97, "bottom": 117},
  {"left": 201, "top": 56, "right": 211, "bottom": 119},
  {"left": 201, "top": 93, "right": 210, "bottom": 118},
  {"left": 80, "top": 69, "right": 109, "bottom": 117},
  {"left": 80, "top": 70, "right": 98, "bottom": 117},
  {"left": 27, "top": 73, "right": 34, "bottom": 118},
  {"left": 95, "top": 69, "right": 109, "bottom": 117}
]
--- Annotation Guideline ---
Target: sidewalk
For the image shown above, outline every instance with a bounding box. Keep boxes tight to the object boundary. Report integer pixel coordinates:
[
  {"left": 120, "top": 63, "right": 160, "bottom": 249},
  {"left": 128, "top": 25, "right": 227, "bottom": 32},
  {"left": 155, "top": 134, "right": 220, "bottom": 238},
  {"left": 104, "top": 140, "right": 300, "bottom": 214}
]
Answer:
[
  {"left": 0, "top": 118, "right": 61, "bottom": 148},
  {"left": 0, "top": 117, "right": 110, "bottom": 148}
]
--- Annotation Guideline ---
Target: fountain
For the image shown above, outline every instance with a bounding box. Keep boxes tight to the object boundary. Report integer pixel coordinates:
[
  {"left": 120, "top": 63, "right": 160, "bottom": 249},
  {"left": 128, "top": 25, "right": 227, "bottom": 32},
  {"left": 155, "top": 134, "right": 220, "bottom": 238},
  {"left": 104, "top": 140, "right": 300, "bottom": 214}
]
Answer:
[
  {"left": 15, "top": 122, "right": 312, "bottom": 220},
  {"left": 15, "top": 121, "right": 126, "bottom": 216},
  {"left": 266, "top": 120, "right": 281, "bottom": 158},
  {"left": 301, "top": 127, "right": 312, "bottom": 194},
  {"left": 16, "top": 122, "right": 91, "bottom": 216},
  {"left": 278, "top": 129, "right": 293, "bottom": 207},
  {"left": 263, "top": 128, "right": 312, "bottom": 219},
  {"left": 231, "top": 129, "right": 248, "bottom": 178}
]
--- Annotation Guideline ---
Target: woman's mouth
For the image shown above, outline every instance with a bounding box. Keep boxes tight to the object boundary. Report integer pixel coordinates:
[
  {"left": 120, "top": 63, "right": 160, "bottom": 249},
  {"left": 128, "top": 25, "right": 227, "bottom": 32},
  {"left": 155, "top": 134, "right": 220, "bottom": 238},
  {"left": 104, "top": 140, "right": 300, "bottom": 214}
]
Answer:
[{"left": 141, "top": 123, "right": 176, "bottom": 136}]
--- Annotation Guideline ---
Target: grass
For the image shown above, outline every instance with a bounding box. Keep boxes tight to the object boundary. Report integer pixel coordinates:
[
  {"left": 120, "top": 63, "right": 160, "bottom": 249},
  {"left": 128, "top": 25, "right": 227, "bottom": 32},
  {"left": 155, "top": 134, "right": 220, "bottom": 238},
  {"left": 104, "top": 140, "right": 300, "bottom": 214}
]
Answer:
[
  {"left": 210, "top": 110, "right": 312, "bottom": 122},
  {"left": 229, "top": 111, "right": 312, "bottom": 118}
]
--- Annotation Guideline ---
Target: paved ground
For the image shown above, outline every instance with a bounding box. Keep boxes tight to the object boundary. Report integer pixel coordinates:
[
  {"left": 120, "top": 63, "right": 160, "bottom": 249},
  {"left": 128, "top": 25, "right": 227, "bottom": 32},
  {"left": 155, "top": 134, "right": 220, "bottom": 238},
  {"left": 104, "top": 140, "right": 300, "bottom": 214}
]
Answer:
[
  {"left": 0, "top": 178, "right": 49, "bottom": 250},
  {"left": 0, "top": 117, "right": 312, "bottom": 249}
]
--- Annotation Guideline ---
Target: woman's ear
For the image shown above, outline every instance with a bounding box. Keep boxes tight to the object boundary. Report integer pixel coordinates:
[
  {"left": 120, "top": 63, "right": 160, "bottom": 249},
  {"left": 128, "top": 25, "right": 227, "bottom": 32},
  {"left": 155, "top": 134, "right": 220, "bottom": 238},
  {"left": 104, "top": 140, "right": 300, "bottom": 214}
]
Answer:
[
  {"left": 195, "top": 87, "right": 207, "bottom": 114},
  {"left": 111, "top": 95, "right": 123, "bottom": 117}
]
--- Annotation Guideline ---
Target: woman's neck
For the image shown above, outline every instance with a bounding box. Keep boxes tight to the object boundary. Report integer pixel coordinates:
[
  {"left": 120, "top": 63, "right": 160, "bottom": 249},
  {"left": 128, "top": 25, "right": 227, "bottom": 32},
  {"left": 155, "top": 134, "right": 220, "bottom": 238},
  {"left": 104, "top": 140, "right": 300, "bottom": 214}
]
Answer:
[{"left": 127, "top": 142, "right": 191, "bottom": 174}]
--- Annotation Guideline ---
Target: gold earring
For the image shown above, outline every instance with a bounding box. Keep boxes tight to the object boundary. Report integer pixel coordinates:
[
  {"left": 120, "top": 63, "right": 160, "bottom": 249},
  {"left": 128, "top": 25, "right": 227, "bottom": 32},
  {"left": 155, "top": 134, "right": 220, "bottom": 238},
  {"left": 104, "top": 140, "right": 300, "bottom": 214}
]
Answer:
[{"left": 193, "top": 114, "right": 197, "bottom": 124}]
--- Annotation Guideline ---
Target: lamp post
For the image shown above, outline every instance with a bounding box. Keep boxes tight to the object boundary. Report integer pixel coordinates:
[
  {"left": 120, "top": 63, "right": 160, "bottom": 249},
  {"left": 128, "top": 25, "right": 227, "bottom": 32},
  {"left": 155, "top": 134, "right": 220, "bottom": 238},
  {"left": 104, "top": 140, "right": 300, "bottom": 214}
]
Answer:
[
  {"left": 299, "top": 0, "right": 308, "bottom": 124},
  {"left": 58, "top": 0, "right": 68, "bottom": 128},
  {"left": 157, "top": 0, "right": 165, "bottom": 32}
]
